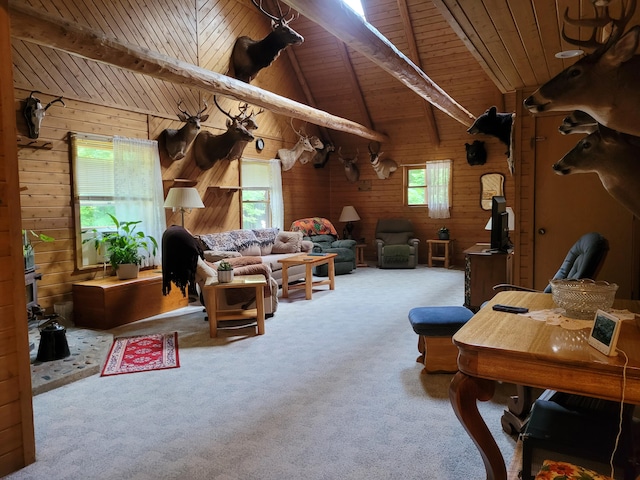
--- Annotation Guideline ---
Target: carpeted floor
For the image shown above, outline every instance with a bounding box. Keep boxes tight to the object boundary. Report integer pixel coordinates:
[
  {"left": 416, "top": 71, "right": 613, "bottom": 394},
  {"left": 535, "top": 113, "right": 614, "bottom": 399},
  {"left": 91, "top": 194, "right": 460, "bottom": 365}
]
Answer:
[{"left": 7, "top": 265, "right": 521, "bottom": 480}]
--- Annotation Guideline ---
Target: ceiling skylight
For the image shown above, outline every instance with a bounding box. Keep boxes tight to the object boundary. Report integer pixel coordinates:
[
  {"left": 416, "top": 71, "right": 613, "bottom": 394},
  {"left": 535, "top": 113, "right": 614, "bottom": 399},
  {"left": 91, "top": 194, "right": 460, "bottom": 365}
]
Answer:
[{"left": 343, "top": 0, "right": 365, "bottom": 18}]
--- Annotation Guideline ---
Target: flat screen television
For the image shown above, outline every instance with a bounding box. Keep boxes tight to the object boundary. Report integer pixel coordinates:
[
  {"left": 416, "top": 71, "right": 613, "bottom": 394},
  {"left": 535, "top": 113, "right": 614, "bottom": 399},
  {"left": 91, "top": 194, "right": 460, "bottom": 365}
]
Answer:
[{"left": 490, "top": 196, "right": 509, "bottom": 252}]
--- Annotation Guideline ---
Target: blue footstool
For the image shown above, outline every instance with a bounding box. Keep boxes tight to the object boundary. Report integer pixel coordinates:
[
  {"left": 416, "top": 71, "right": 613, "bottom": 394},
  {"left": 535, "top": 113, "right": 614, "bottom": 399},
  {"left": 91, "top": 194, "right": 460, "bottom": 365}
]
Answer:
[{"left": 408, "top": 306, "right": 474, "bottom": 373}]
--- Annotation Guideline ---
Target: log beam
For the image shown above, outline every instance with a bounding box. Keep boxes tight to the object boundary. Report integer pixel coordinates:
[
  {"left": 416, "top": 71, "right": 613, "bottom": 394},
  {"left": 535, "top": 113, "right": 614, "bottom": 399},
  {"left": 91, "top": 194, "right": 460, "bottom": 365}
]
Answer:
[
  {"left": 7, "top": 1, "right": 388, "bottom": 143},
  {"left": 281, "top": 0, "right": 476, "bottom": 128}
]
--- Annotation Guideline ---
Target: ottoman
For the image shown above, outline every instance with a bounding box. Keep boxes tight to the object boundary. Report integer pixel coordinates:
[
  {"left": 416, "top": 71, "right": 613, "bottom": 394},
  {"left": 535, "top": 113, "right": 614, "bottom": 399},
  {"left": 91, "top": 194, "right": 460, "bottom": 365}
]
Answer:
[{"left": 408, "top": 306, "right": 474, "bottom": 373}]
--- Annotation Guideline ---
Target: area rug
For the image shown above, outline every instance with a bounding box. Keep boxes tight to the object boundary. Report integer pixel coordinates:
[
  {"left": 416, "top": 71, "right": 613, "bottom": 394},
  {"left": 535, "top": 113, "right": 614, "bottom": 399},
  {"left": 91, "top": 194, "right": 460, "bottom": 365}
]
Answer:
[{"left": 100, "top": 332, "right": 179, "bottom": 377}]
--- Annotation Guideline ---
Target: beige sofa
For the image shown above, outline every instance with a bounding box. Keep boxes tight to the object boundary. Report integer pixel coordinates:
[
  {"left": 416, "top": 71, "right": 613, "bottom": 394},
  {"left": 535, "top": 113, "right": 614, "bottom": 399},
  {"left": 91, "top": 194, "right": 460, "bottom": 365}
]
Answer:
[{"left": 195, "top": 228, "right": 312, "bottom": 287}]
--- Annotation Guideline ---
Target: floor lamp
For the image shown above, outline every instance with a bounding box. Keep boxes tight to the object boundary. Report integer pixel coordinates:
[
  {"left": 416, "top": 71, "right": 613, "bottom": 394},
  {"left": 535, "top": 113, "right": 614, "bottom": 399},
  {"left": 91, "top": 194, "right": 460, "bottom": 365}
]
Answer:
[{"left": 163, "top": 187, "right": 204, "bottom": 226}]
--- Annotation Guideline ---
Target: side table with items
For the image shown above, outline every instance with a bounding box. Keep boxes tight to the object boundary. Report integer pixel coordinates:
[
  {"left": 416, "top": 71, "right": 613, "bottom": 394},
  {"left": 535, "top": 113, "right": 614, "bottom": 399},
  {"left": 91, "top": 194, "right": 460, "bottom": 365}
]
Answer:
[{"left": 427, "top": 239, "right": 454, "bottom": 268}]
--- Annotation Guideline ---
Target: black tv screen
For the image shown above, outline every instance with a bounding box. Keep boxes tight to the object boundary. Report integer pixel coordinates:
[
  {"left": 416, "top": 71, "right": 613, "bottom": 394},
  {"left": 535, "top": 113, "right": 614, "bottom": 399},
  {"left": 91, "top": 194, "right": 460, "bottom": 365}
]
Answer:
[{"left": 490, "top": 196, "right": 509, "bottom": 252}]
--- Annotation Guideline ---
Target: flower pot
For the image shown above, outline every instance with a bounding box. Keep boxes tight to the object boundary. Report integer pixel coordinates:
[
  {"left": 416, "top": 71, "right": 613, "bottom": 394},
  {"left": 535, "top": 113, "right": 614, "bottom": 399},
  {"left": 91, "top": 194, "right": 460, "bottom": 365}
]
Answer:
[
  {"left": 438, "top": 232, "right": 450, "bottom": 240},
  {"left": 218, "top": 270, "right": 234, "bottom": 283},
  {"left": 116, "top": 263, "right": 139, "bottom": 280}
]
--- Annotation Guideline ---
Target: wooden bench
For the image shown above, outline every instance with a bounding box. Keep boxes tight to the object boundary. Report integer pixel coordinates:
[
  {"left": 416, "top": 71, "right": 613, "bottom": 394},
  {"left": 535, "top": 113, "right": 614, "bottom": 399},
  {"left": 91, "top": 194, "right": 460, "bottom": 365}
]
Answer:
[{"left": 73, "top": 270, "right": 188, "bottom": 329}]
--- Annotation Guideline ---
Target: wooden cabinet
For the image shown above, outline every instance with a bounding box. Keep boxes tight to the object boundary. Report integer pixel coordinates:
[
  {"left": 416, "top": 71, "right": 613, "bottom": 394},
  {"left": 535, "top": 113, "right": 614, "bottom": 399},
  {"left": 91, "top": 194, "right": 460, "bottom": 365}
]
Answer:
[
  {"left": 464, "top": 244, "right": 513, "bottom": 312},
  {"left": 73, "top": 270, "right": 188, "bottom": 329}
]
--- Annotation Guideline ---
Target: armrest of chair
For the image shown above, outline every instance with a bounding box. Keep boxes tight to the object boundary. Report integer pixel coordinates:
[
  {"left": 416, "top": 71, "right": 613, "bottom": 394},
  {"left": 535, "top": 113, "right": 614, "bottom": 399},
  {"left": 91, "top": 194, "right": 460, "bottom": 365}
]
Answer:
[
  {"left": 331, "top": 239, "right": 356, "bottom": 250},
  {"left": 493, "top": 284, "right": 540, "bottom": 293},
  {"left": 408, "top": 238, "right": 420, "bottom": 248}
]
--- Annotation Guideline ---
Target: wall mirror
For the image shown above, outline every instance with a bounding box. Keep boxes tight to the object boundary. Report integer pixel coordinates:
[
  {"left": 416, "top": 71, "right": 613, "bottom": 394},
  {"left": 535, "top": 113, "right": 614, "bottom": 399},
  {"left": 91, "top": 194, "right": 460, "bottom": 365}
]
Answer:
[{"left": 480, "top": 173, "right": 504, "bottom": 210}]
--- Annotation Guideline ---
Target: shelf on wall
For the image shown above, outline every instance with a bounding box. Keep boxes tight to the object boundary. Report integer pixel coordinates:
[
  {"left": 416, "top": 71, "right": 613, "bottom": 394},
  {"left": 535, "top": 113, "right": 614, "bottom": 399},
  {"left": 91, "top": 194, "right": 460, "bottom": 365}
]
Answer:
[
  {"left": 163, "top": 178, "right": 197, "bottom": 188},
  {"left": 208, "top": 186, "right": 242, "bottom": 192}
]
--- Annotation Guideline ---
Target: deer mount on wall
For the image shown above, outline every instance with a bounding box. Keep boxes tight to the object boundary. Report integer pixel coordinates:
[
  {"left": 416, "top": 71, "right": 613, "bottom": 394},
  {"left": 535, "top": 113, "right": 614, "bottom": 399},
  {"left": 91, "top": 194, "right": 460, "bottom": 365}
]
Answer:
[
  {"left": 277, "top": 120, "right": 319, "bottom": 171},
  {"left": 160, "top": 100, "right": 209, "bottom": 161},
  {"left": 23, "top": 91, "right": 65, "bottom": 139},
  {"left": 368, "top": 141, "right": 398, "bottom": 179},
  {"left": 230, "top": 0, "right": 304, "bottom": 83},
  {"left": 525, "top": 0, "right": 640, "bottom": 217},
  {"left": 337, "top": 147, "right": 359, "bottom": 183}
]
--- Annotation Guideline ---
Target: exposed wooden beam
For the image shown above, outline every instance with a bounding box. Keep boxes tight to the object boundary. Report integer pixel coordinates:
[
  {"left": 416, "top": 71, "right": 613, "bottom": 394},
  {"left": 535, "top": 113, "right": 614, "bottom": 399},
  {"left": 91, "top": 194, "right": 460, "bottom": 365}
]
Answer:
[
  {"left": 396, "top": 0, "right": 440, "bottom": 146},
  {"left": 281, "top": 0, "right": 476, "bottom": 127},
  {"left": 8, "top": 1, "right": 388, "bottom": 143}
]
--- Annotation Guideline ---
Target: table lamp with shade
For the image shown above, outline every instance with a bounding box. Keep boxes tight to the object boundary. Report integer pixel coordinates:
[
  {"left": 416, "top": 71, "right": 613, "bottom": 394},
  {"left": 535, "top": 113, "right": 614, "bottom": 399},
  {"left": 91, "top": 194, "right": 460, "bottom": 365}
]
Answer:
[
  {"left": 339, "top": 205, "right": 361, "bottom": 240},
  {"left": 163, "top": 187, "right": 205, "bottom": 226}
]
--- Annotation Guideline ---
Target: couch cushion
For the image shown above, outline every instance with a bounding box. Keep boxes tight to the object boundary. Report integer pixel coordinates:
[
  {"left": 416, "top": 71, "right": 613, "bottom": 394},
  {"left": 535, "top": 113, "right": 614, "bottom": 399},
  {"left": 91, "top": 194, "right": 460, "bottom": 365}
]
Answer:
[
  {"left": 203, "top": 250, "right": 242, "bottom": 262},
  {"left": 272, "top": 231, "right": 303, "bottom": 253},
  {"left": 252, "top": 228, "right": 280, "bottom": 255}
]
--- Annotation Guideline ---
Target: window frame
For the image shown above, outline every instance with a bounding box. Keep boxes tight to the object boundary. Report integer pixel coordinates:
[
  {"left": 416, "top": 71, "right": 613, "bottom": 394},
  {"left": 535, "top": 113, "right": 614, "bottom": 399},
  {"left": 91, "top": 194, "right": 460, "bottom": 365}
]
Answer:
[{"left": 404, "top": 165, "right": 428, "bottom": 206}]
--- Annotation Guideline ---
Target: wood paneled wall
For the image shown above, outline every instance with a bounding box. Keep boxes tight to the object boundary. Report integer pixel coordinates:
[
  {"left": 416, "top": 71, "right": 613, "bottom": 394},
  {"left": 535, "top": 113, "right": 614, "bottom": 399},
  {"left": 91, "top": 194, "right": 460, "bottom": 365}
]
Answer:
[{"left": 1, "top": 1, "right": 35, "bottom": 475}]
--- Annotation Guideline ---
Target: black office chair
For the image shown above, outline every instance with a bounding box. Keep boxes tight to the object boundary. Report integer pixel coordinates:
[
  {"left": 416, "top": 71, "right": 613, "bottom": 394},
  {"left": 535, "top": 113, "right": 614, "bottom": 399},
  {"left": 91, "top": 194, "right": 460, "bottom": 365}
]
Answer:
[{"left": 497, "top": 232, "right": 610, "bottom": 435}]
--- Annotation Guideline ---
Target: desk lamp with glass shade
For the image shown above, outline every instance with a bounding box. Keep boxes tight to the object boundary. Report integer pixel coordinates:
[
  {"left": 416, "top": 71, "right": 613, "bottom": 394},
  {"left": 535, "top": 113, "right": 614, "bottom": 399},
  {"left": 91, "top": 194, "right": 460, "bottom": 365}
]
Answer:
[
  {"left": 163, "top": 187, "right": 205, "bottom": 227},
  {"left": 339, "top": 205, "right": 361, "bottom": 240}
]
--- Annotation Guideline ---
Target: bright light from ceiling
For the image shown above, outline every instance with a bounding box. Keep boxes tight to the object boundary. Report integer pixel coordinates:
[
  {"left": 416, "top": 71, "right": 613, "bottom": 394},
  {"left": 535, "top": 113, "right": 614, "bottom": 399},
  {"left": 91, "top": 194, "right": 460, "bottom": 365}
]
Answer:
[{"left": 343, "top": 0, "right": 365, "bottom": 18}]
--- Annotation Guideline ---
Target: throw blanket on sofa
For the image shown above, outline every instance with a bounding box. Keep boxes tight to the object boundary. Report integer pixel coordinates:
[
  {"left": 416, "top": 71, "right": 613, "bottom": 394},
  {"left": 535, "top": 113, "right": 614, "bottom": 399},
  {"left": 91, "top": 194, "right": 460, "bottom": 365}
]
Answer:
[
  {"left": 224, "top": 262, "right": 273, "bottom": 305},
  {"left": 162, "top": 225, "right": 204, "bottom": 297},
  {"left": 290, "top": 217, "right": 338, "bottom": 237},
  {"left": 383, "top": 244, "right": 410, "bottom": 264}
]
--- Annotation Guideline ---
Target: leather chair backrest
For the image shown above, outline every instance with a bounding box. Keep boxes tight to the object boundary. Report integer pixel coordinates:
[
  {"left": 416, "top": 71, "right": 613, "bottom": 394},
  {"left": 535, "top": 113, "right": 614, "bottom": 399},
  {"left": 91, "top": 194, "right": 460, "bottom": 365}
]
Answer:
[
  {"left": 544, "top": 232, "right": 609, "bottom": 293},
  {"left": 375, "top": 218, "right": 414, "bottom": 236}
]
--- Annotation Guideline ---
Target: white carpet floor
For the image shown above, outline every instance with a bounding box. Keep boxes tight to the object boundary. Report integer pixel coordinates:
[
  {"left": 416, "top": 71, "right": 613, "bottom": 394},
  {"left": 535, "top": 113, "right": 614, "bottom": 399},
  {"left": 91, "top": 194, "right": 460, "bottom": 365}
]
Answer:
[{"left": 6, "top": 265, "right": 519, "bottom": 480}]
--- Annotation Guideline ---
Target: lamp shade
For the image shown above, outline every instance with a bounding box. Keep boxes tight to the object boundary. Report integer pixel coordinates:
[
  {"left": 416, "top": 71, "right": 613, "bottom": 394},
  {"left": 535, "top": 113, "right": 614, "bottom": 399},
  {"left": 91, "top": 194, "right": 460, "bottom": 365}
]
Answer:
[
  {"left": 339, "top": 205, "right": 361, "bottom": 223},
  {"left": 485, "top": 206, "right": 515, "bottom": 231},
  {"left": 163, "top": 187, "right": 204, "bottom": 210}
]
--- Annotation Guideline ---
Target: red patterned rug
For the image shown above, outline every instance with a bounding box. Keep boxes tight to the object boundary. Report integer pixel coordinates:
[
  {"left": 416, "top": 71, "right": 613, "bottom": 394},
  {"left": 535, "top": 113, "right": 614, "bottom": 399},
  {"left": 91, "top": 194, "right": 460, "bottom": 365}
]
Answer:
[{"left": 101, "top": 332, "right": 179, "bottom": 377}]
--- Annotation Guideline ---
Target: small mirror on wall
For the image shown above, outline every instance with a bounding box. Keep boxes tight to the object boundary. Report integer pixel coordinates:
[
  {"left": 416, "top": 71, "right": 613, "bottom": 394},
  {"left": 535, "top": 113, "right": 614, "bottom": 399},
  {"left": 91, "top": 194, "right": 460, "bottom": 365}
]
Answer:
[{"left": 480, "top": 173, "right": 504, "bottom": 210}]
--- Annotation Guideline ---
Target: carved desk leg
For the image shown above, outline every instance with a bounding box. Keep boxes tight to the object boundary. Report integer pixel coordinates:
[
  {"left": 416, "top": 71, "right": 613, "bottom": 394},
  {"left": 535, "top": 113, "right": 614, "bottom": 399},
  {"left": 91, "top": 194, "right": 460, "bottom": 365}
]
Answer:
[
  {"left": 449, "top": 371, "right": 507, "bottom": 480},
  {"left": 501, "top": 384, "right": 534, "bottom": 435}
]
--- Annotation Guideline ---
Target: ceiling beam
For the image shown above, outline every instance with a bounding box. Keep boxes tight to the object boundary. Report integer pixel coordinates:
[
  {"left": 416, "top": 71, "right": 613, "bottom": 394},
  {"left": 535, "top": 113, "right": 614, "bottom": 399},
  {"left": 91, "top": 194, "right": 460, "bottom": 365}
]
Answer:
[
  {"left": 396, "top": 0, "right": 440, "bottom": 146},
  {"left": 281, "top": 0, "right": 476, "bottom": 127},
  {"left": 8, "top": 1, "right": 388, "bottom": 143}
]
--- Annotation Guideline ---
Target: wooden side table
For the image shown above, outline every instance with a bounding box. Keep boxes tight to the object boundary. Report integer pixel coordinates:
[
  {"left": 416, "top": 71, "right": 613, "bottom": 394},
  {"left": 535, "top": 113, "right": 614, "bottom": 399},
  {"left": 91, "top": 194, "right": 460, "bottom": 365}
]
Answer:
[
  {"left": 202, "top": 274, "right": 266, "bottom": 338},
  {"left": 427, "top": 239, "right": 453, "bottom": 268},
  {"left": 355, "top": 244, "right": 367, "bottom": 267}
]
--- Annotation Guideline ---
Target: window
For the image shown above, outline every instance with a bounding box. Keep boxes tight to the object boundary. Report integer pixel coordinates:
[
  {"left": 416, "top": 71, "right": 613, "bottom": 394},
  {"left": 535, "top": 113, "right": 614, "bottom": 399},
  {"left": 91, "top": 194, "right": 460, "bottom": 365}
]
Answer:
[
  {"left": 405, "top": 160, "right": 451, "bottom": 218},
  {"left": 71, "top": 133, "right": 166, "bottom": 269},
  {"left": 343, "top": 0, "right": 365, "bottom": 17},
  {"left": 241, "top": 159, "right": 283, "bottom": 229}
]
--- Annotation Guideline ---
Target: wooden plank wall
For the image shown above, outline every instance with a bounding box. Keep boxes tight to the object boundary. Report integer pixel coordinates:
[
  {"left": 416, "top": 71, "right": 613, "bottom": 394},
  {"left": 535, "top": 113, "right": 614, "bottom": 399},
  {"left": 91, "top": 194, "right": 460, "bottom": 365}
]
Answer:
[
  {"left": 0, "top": 0, "right": 35, "bottom": 475},
  {"left": 10, "top": 0, "right": 519, "bottom": 315}
]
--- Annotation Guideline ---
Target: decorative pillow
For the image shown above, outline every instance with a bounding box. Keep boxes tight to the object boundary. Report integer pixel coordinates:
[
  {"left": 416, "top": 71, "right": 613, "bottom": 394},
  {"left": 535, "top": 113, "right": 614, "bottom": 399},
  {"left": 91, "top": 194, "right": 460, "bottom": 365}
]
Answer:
[
  {"left": 272, "top": 231, "right": 303, "bottom": 254},
  {"left": 203, "top": 251, "right": 241, "bottom": 263},
  {"left": 226, "top": 256, "right": 263, "bottom": 268},
  {"left": 252, "top": 228, "right": 280, "bottom": 255},
  {"left": 535, "top": 460, "right": 613, "bottom": 480},
  {"left": 378, "top": 232, "right": 412, "bottom": 245},
  {"left": 197, "top": 230, "right": 258, "bottom": 252}
]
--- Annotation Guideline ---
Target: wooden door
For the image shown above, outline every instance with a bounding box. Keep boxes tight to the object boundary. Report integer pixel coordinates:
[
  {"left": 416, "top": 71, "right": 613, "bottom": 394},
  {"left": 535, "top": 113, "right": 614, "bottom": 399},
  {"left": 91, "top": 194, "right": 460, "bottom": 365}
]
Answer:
[{"left": 534, "top": 115, "right": 636, "bottom": 297}]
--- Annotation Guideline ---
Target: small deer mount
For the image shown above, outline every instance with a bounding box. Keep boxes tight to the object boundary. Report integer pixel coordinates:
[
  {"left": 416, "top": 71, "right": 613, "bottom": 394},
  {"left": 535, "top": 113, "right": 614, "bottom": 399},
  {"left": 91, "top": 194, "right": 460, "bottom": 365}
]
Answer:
[{"left": 23, "top": 91, "right": 65, "bottom": 139}]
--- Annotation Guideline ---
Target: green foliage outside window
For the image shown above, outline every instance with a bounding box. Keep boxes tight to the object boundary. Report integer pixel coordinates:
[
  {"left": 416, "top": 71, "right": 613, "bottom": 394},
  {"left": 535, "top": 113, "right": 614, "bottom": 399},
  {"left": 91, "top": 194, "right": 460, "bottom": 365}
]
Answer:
[
  {"left": 242, "top": 189, "right": 268, "bottom": 229},
  {"left": 407, "top": 168, "right": 427, "bottom": 205}
]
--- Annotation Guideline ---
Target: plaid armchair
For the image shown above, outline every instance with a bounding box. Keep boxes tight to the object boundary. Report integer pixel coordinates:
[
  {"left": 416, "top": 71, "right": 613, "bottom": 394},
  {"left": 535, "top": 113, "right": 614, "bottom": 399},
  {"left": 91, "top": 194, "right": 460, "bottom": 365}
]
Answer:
[{"left": 290, "top": 217, "right": 356, "bottom": 276}]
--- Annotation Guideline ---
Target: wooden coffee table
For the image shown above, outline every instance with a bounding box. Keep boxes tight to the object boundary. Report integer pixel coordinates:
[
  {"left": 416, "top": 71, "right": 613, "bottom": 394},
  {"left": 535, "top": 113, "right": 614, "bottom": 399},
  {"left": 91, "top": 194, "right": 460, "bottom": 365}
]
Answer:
[
  {"left": 202, "top": 274, "right": 267, "bottom": 338},
  {"left": 279, "top": 253, "right": 337, "bottom": 300}
]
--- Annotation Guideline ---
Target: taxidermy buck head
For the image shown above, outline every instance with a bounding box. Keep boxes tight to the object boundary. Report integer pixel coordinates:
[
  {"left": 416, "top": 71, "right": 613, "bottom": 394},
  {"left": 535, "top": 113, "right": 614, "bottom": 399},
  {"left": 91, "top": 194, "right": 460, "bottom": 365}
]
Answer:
[
  {"left": 226, "top": 103, "right": 264, "bottom": 161},
  {"left": 23, "top": 91, "right": 65, "bottom": 139},
  {"left": 338, "top": 147, "right": 360, "bottom": 183},
  {"left": 231, "top": 0, "right": 304, "bottom": 83},
  {"left": 524, "top": 0, "right": 640, "bottom": 136},
  {"left": 368, "top": 141, "right": 398, "bottom": 179},
  {"left": 161, "top": 100, "right": 209, "bottom": 161},
  {"left": 193, "top": 96, "right": 255, "bottom": 171}
]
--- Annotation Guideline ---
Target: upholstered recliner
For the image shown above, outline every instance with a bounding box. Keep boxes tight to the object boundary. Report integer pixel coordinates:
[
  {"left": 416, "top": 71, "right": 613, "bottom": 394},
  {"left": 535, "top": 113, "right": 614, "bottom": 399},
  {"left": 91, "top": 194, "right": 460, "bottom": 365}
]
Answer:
[
  {"left": 290, "top": 217, "right": 356, "bottom": 276},
  {"left": 375, "top": 219, "right": 420, "bottom": 269}
]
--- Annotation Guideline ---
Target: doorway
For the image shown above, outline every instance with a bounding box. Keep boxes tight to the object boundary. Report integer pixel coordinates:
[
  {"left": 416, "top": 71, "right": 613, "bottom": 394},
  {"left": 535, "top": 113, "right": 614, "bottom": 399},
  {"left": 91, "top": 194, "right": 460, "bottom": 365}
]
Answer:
[{"left": 533, "top": 114, "right": 636, "bottom": 297}]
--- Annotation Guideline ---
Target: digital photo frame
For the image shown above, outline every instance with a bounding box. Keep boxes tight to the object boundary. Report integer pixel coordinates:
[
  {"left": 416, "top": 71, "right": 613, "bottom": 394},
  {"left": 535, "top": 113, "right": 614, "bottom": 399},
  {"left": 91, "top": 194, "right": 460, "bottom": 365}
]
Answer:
[{"left": 588, "top": 309, "right": 622, "bottom": 356}]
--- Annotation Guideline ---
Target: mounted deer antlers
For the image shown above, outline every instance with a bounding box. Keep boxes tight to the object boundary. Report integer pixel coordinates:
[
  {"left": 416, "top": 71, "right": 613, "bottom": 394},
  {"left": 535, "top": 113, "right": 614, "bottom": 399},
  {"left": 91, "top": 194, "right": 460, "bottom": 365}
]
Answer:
[
  {"left": 338, "top": 147, "right": 360, "bottom": 183},
  {"left": 562, "top": 0, "right": 636, "bottom": 50},
  {"left": 23, "top": 91, "right": 65, "bottom": 139},
  {"left": 161, "top": 99, "right": 209, "bottom": 161},
  {"left": 368, "top": 141, "right": 398, "bottom": 179}
]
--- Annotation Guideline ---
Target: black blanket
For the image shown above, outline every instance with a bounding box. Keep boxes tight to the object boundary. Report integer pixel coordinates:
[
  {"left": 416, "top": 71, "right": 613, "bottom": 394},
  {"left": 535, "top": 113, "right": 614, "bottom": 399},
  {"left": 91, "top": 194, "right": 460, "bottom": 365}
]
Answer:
[{"left": 161, "top": 225, "right": 204, "bottom": 297}]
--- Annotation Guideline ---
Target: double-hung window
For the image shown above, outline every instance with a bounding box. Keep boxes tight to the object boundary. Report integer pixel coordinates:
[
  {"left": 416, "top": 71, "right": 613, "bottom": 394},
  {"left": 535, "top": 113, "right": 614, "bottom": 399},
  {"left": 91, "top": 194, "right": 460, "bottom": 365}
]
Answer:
[
  {"left": 71, "top": 133, "right": 166, "bottom": 269},
  {"left": 405, "top": 160, "right": 451, "bottom": 218},
  {"left": 240, "top": 159, "right": 283, "bottom": 229}
]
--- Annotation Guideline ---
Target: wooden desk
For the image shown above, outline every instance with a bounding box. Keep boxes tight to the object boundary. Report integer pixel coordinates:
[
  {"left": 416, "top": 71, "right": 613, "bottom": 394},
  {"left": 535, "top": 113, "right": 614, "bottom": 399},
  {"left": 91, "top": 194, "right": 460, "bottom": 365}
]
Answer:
[
  {"left": 427, "top": 239, "right": 453, "bottom": 268},
  {"left": 279, "top": 253, "right": 337, "bottom": 300},
  {"left": 202, "top": 275, "right": 266, "bottom": 338},
  {"left": 450, "top": 291, "right": 640, "bottom": 480},
  {"left": 73, "top": 269, "right": 188, "bottom": 329}
]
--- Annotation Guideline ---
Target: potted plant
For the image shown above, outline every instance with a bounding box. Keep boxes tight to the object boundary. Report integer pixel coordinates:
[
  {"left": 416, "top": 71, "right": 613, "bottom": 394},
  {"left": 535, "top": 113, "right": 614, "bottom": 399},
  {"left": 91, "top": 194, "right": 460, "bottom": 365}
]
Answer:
[
  {"left": 217, "top": 260, "right": 234, "bottom": 283},
  {"left": 83, "top": 214, "right": 158, "bottom": 279},
  {"left": 23, "top": 230, "right": 55, "bottom": 271},
  {"left": 438, "top": 226, "right": 450, "bottom": 240}
]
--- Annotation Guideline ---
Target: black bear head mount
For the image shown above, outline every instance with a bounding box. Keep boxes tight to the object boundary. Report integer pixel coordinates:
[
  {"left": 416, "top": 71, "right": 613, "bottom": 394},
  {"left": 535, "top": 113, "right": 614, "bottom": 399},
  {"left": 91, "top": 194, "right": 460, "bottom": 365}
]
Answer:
[{"left": 465, "top": 140, "right": 487, "bottom": 166}]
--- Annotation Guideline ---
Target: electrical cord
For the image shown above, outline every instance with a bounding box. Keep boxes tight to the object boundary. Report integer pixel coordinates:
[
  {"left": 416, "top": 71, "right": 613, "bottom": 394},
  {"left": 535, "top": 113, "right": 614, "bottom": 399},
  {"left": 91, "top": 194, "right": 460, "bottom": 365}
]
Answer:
[{"left": 609, "top": 348, "right": 629, "bottom": 479}]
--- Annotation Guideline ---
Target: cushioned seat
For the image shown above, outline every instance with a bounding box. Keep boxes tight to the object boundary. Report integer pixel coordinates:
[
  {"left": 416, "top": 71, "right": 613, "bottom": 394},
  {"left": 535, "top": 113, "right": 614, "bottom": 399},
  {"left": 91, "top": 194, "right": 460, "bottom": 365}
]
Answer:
[{"left": 408, "top": 306, "right": 474, "bottom": 373}]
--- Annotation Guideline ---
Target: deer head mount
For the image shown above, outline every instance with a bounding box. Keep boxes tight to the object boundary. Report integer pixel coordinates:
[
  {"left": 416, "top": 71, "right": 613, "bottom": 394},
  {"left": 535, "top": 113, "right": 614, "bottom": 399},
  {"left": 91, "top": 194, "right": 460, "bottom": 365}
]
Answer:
[
  {"left": 193, "top": 96, "right": 255, "bottom": 171},
  {"left": 225, "top": 102, "right": 265, "bottom": 161},
  {"left": 23, "top": 91, "right": 65, "bottom": 139},
  {"left": 231, "top": 0, "right": 304, "bottom": 83},
  {"left": 161, "top": 100, "right": 209, "bottom": 161},
  {"left": 338, "top": 147, "right": 360, "bottom": 183},
  {"left": 368, "top": 142, "right": 398, "bottom": 179},
  {"left": 277, "top": 119, "right": 317, "bottom": 171}
]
